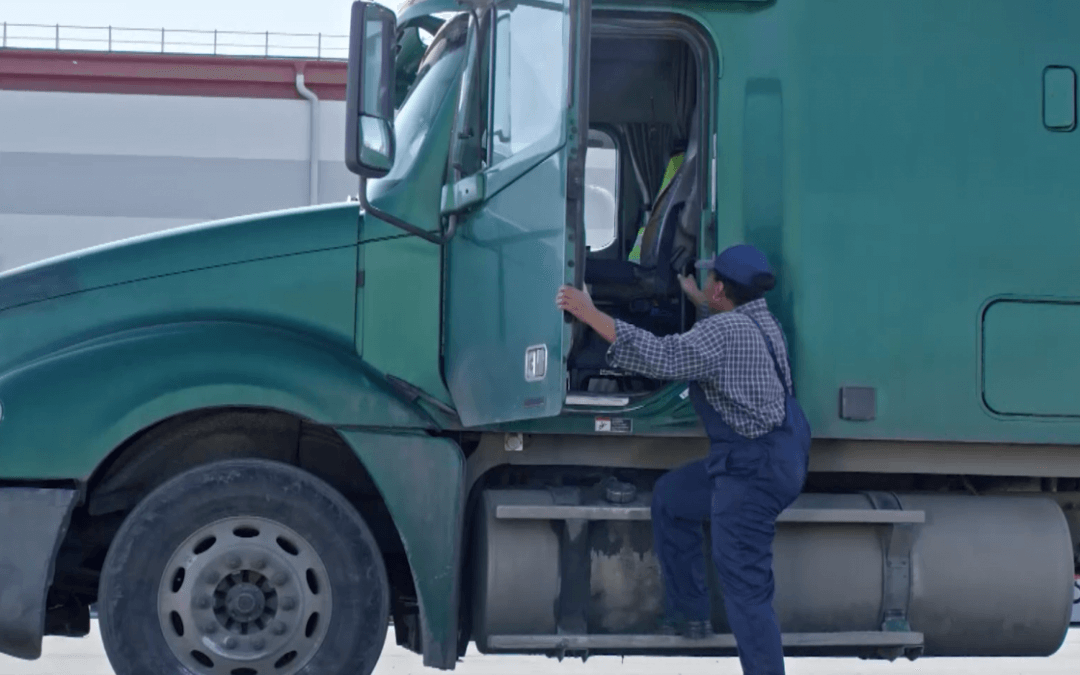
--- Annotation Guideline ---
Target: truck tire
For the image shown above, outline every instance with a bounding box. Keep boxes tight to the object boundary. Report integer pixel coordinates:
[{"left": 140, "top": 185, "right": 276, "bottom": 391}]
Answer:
[{"left": 97, "top": 457, "right": 390, "bottom": 675}]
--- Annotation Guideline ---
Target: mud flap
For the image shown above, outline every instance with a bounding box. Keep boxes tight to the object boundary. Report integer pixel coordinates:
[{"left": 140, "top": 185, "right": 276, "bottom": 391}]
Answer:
[{"left": 0, "top": 488, "right": 78, "bottom": 659}]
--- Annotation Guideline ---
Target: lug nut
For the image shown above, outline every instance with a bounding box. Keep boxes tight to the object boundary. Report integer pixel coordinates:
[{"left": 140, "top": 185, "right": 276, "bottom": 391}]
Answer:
[
  {"left": 203, "top": 570, "right": 220, "bottom": 584},
  {"left": 252, "top": 557, "right": 268, "bottom": 570},
  {"left": 271, "top": 621, "right": 287, "bottom": 636},
  {"left": 224, "top": 636, "right": 238, "bottom": 649},
  {"left": 196, "top": 596, "right": 211, "bottom": 609},
  {"left": 280, "top": 597, "right": 296, "bottom": 611},
  {"left": 272, "top": 572, "right": 288, "bottom": 586},
  {"left": 253, "top": 637, "right": 266, "bottom": 650},
  {"left": 203, "top": 623, "right": 218, "bottom": 635},
  {"left": 226, "top": 555, "right": 242, "bottom": 569}
]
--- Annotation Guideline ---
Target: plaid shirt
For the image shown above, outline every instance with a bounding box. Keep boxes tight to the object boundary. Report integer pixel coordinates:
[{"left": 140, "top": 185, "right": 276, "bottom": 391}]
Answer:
[{"left": 606, "top": 298, "right": 792, "bottom": 439}]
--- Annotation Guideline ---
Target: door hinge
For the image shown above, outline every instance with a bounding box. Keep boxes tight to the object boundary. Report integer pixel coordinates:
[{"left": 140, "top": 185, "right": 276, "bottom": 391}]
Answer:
[{"left": 357, "top": 270, "right": 366, "bottom": 288}]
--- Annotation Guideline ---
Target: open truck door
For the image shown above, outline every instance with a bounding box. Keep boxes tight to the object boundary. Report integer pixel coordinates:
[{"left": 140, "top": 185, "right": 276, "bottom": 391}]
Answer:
[{"left": 441, "top": 0, "right": 591, "bottom": 427}]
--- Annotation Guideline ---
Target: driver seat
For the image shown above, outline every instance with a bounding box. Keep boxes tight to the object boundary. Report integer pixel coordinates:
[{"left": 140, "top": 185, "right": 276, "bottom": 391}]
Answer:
[
  {"left": 569, "top": 112, "right": 702, "bottom": 391},
  {"left": 584, "top": 108, "right": 701, "bottom": 303}
]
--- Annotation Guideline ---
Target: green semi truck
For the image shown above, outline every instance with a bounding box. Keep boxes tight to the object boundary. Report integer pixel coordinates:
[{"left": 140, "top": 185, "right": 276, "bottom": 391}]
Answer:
[{"left": 1, "top": 0, "right": 1079, "bottom": 673}]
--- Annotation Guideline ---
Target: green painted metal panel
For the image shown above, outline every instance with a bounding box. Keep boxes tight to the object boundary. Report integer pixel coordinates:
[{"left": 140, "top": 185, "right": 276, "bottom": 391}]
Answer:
[
  {"left": 702, "top": 0, "right": 1080, "bottom": 444},
  {"left": 1, "top": 247, "right": 360, "bottom": 377},
  {"left": 353, "top": 6, "right": 464, "bottom": 407},
  {"left": 361, "top": 234, "right": 452, "bottom": 406},
  {"left": 983, "top": 300, "right": 1080, "bottom": 417},
  {"left": 1, "top": 244, "right": 359, "bottom": 376},
  {"left": 355, "top": 245, "right": 365, "bottom": 357},
  {"left": 4, "top": 0, "right": 1080, "bottom": 473},
  {"left": 497, "top": 382, "right": 704, "bottom": 436},
  {"left": 337, "top": 430, "right": 465, "bottom": 670},
  {"left": 0, "top": 250, "right": 436, "bottom": 480},
  {"left": 1044, "top": 66, "right": 1077, "bottom": 131},
  {"left": 0, "top": 202, "right": 359, "bottom": 313},
  {"left": 444, "top": 0, "right": 585, "bottom": 428},
  {"left": 0, "top": 318, "right": 434, "bottom": 479},
  {"left": 360, "top": 9, "right": 465, "bottom": 246},
  {"left": 445, "top": 151, "right": 572, "bottom": 427}
]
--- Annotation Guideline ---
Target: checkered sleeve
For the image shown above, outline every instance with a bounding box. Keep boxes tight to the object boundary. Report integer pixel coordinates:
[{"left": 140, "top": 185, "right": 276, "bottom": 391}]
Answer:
[{"left": 605, "top": 318, "right": 724, "bottom": 381}]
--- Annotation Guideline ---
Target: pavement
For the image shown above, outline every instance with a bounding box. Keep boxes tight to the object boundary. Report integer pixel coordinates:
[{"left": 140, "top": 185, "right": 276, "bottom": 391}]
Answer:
[{"left": 1, "top": 624, "right": 1078, "bottom": 675}]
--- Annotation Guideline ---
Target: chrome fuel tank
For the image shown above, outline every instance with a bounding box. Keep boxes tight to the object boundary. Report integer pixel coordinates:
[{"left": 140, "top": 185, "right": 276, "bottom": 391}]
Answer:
[{"left": 470, "top": 489, "right": 1073, "bottom": 657}]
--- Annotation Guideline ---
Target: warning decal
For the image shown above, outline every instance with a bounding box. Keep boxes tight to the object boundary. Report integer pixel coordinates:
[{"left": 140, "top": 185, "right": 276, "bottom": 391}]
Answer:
[{"left": 595, "top": 417, "right": 632, "bottom": 433}]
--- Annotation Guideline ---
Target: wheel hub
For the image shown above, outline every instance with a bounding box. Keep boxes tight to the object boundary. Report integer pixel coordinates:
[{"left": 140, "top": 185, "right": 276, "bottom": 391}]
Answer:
[
  {"left": 220, "top": 577, "right": 271, "bottom": 626},
  {"left": 157, "top": 516, "right": 333, "bottom": 675}
]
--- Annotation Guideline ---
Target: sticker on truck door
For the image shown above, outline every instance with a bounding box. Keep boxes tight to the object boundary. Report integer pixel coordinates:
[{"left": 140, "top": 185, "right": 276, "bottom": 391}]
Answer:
[{"left": 595, "top": 417, "right": 632, "bottom": 433}]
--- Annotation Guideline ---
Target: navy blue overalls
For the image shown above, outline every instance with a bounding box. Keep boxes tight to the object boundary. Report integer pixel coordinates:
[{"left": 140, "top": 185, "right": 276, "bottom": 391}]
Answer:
[{"left": 651, "top": 315, "right": 811, "bottom": 675}]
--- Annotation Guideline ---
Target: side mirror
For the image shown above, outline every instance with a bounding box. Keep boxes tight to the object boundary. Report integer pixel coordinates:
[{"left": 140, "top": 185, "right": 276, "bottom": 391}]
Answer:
[{"left": 345, "top": 1, "right": 397, "bottom": 178}]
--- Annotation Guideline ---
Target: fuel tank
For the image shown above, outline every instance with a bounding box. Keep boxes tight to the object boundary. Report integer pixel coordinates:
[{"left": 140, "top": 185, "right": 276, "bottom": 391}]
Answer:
[{"left": 470, "top": 489, "right": 1074, "bottom": 657}]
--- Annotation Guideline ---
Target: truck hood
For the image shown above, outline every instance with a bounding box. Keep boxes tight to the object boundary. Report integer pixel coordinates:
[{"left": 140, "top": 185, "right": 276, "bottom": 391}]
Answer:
[{"left": 0, "top": 202, "right": 360, "bottom": 312}]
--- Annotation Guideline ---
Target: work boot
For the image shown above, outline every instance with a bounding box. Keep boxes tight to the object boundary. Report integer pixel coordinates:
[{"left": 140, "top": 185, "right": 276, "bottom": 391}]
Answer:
[
  {"left": 682, "top": 619, "right": 712, "bottom": 640},
  {"left": 657, "top": 616, "right": 712, "bottom": 639},
  {"left": 657, "top": 616, "right": 680, "bottom": 636}
]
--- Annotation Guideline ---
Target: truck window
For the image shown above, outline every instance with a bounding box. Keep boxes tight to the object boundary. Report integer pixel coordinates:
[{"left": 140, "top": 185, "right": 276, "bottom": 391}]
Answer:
[
  {"left": 489, "top": 3, "right": 569, "bottom": 164},
  {"left": 585, "top": 129, "right": 618, "bottom": 252}
]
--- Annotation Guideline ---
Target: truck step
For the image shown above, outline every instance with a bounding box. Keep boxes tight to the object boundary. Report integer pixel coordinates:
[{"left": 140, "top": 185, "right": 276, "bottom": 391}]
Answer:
[
  {"left": 487, "top": 631, "right": 924, "bottom": 651},
  {"left": 494, "top": 503, "right": 925, "bottom": 524},
  {"left": 564, "top": 393, "right": 631, "bottom": 407}
]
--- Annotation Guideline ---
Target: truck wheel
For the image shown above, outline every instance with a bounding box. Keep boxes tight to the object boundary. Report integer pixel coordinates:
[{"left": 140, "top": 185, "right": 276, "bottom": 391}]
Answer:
[{"left": 97, "top": 458, "right": 390, "bottom": 675}]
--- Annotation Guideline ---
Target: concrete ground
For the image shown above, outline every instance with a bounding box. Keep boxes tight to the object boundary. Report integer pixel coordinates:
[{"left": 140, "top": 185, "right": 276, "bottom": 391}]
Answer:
[{"left": 0, "top": 624, "right": 1077, "bottom": 675}]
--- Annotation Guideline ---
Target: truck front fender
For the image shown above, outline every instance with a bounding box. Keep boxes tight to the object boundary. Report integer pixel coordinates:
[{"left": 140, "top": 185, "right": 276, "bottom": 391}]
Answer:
[
  {"left": 0, "top": 321, "right": 435, "bottom": 480},
  {"left": 339, "top": 430, "right": 466, "bottom": 670},
  {"left": 0, "top": 488, "right": 77, "bottom": 660}
]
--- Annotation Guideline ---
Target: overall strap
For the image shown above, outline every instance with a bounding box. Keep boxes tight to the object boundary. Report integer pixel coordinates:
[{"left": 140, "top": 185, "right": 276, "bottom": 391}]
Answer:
[{"left": 747, "top": 314, "right": 794, "bottom": 398}]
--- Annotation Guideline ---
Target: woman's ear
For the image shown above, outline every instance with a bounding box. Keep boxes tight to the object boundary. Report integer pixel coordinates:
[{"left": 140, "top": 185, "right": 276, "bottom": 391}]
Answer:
[{"left": 710, "top": 280, "right": 725, "bottom": 304}]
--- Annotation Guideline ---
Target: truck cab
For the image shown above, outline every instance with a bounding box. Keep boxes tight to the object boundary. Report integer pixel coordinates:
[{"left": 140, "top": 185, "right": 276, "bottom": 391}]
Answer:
[
  {"left": 0, "top": 1, "right": 1079, "bottom": 674},
  {"left": 352, "top": 0, "right": 717, "bottom": 433}
]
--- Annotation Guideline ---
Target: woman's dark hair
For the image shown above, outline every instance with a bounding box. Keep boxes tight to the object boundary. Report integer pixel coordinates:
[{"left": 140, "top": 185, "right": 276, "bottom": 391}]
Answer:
[{"left": 717, "top": 272, "right": 775, "bottom": 306}]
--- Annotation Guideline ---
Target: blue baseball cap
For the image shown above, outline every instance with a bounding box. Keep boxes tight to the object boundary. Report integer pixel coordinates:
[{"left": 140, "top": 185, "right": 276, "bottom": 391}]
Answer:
[{"left": 695, "top": 244, "right": 776, "bottom": 292}]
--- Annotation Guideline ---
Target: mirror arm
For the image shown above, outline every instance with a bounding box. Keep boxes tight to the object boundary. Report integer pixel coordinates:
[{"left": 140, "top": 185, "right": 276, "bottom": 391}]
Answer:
[
  {"left": 447, "top": 9, "right": 482, "bottom": 182},
  {"left": 359, "top": 177, "right": 457, "bottom": 245}
]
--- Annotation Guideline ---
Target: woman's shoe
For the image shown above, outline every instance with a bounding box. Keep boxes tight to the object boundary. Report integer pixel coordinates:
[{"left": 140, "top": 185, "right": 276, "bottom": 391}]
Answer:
[
  {"left": 657, "top": 616, "right": 712, "bottom": 639},
  {"left": 658, "top": 616, "right": 681, "bottom": 636},
  {"left": 683, "top": 619, "right": 712, "bottom": 640}
]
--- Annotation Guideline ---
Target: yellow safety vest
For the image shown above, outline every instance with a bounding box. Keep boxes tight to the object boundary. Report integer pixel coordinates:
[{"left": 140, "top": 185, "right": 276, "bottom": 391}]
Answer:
[{"left": 628, "top": 152, "right": 684, "bottom": 263}]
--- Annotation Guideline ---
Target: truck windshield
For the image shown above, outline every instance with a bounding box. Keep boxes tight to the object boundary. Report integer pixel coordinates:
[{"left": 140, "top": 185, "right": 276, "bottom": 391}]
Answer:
[{"left": 374, "top": 14, "right": 469, "bottom": 186}]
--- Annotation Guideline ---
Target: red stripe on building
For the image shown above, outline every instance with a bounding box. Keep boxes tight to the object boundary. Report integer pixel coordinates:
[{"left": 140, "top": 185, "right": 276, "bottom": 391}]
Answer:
[{"left": 0, "top": 49, "right": 347, "bottom": 100}]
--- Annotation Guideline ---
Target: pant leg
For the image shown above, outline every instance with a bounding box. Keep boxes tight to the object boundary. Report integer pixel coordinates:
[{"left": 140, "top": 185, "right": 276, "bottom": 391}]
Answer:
[
  {"left": 650, "top": 458, "right": 712, "bottom": 621},
  {"left": 710, "top": 474, "right": 787, "bottom": 675}
]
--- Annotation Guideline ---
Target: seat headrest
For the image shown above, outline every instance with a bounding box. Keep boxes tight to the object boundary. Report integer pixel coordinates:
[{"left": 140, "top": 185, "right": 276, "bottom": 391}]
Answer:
[
  {"left": 666, "top": 110, "right": 700, "bottom": 204},
  {"left": 637, "top": 103, "right": 703, "bottom": 267}
]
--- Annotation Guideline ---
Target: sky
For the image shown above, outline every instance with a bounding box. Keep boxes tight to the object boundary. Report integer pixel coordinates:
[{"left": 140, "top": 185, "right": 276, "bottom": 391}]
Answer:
[{"left": 1, "top": 0, "right": 397, "bottom": 40}]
